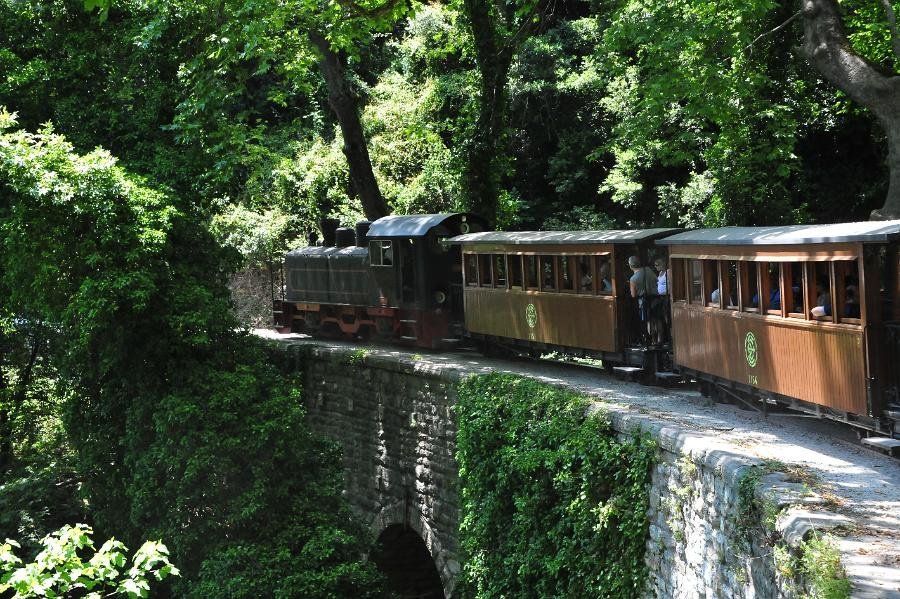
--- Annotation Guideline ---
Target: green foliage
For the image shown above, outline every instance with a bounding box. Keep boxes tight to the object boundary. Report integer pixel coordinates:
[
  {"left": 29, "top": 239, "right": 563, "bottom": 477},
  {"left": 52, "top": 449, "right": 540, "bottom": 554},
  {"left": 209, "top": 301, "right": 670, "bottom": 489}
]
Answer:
[
  {"left": 0, "top": 114, "right": 383, "bottom": 596},
  {"left": 0, "top": 524, "right": 178, "bottom": 598},
  {"left": 798, "top": 534, "right": 852, "bottom": 599},
  {"left": 455, "top": 373, "right": 655, "bottom": 598},
  {"left": 210, "top": 204, "right": 298, "bottom": 268}
]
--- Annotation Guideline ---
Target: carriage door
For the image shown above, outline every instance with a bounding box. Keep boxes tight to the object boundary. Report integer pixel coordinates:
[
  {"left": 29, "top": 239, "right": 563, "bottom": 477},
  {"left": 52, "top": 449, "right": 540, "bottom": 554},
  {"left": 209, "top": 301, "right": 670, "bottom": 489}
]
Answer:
[
  {"left": 884, "top": 243, "right": 900, "bottom": 409},
  {"left": 400, "top": 238, "right": 418, "bottom": 304}
]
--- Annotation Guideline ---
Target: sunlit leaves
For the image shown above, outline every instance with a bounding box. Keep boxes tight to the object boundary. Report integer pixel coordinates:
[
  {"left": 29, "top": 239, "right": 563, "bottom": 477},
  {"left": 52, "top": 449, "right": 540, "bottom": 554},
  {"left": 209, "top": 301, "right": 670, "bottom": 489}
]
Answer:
[{"left": 0, "top": 524, "right": 178, "bottom": 598}]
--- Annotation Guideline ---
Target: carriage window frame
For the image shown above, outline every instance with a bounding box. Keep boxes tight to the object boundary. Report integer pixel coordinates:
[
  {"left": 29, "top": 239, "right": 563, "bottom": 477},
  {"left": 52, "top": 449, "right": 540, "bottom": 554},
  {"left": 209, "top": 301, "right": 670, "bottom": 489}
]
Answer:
[
  {"left": 596, "top": 255, "right": 613, "bottom": 296},
  {"left": 525, "top": 255, "right": 539, "bottom": 290},
  {"left": 721, "top": 260, "right": 739, "bottom": 310},
  {"left": 509, "top": 254, "right": 524, "bottom": 289},
  {"left": 369, "top": 240, "right": 393, "bottom": 267},
  {"left": 493, "top": 254, "right": 508, "bottom": 288},
  {"left": 785, "top": 262, "right": 806, "bottom": 319},
  {"left": 689, "top": 259, "right": 703, "bottom": 305},
  {"left": 740, "top": 261, "right": 760, "bottom": 313},
  {"left": 836, "top": 259, "right": 862, "bottom": 325},
  {"left": 558, "top": 255, "right": 576, "bottom": 293},
  {"left": 703, "top": 260, "right": 719, "bottom": 307},
  {"left": 758, "top": 262, "right": 781, "bottom": 316},
  {"left": 478, "top": 254, "right": 492, "bottom": 288},
  {"left": 671, "top": 259, "right": 686, "bottom": 301},
  {"left": 576, "top": 255, "right": 596, "bottom": 294},
  {"left": 540, "top": 255, "right": 557, "bottom": 292},
  {"left": 464, "top": 252, "right": 478, "bottom": 286}
]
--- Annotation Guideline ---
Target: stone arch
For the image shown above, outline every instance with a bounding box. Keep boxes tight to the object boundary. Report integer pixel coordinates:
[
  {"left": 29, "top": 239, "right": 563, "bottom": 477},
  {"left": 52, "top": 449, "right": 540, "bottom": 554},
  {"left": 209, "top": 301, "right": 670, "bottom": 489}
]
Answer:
[{"left": 370, "top": 502, "right": 460, "bottom": 598}]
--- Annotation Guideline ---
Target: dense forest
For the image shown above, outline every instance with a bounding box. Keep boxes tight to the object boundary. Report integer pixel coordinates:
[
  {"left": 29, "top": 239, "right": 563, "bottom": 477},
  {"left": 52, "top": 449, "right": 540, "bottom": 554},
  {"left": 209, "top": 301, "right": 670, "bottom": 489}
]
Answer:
[{"left": 1, "top": 0, "right": 899, "bottom": 596}]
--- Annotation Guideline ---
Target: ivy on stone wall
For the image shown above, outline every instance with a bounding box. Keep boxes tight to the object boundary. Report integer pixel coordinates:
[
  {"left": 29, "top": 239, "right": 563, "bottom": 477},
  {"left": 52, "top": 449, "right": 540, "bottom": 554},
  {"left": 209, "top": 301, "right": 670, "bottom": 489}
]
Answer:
[{"left": 454, "top": 373, "right": 655, "bottom": 598}]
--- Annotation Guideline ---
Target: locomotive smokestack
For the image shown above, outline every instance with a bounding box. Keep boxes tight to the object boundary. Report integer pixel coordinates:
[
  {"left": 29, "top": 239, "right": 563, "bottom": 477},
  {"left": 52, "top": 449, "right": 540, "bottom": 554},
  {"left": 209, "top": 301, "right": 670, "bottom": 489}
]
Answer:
[
  {"left": 355, "top": 220, "right": 371, "bottom": 247},
  {"left": 335, "top": 227, "right": 355, "bottom": 248},
  {"left": 320, "top": 218, "right": 340, "bottom": 247}
]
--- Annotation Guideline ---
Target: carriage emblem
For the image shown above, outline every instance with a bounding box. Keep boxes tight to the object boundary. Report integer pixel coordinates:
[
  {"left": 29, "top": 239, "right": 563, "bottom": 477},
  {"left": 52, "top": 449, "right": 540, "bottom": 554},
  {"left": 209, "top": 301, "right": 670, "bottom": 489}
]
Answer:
[
  {"left": 525, "top": 303, "right": 537, "bottom": 329},
  {"left": 744, "top": 332, "right": 758, "bottom": 368}
]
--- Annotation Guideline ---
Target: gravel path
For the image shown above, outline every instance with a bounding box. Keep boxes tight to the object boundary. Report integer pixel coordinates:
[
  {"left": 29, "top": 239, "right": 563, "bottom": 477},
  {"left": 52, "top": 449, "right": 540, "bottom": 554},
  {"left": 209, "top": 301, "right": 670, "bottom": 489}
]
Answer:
[{"left": 258, "top": 330, "right": 900, "bottom": 597}]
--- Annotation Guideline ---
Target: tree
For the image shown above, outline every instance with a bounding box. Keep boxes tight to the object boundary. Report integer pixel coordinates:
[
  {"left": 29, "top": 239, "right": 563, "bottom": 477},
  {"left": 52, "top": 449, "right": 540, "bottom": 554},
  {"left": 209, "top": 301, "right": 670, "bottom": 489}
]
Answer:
[
  {"left": 118, "top": 0, "right": 416, "bottom": 222},
  {"left": 309, "top": 30, "right": 391, "bottom": 220},
  {"left": 459, "top": 0, "right": 551, "bottom": 227},
  {"left": 0, "top": 111, "right": 383, "bottom": 594},
  {"left": 801, "top": 0, "right": 900, "bottom": 219}
]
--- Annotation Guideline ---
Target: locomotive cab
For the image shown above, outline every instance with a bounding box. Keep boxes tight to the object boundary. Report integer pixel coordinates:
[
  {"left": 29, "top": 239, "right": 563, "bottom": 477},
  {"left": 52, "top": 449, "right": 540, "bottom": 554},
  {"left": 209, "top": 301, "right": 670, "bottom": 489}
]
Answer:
[{"left": 365, "top": 213, "right": 487, "bottom": 344}]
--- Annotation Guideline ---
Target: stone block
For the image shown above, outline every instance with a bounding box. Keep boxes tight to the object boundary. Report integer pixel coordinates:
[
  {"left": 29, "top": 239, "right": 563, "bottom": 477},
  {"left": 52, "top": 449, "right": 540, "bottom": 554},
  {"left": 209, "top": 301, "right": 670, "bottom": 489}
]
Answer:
[{"left": 776, "top": 508, "right": 854, "bottom": 547}]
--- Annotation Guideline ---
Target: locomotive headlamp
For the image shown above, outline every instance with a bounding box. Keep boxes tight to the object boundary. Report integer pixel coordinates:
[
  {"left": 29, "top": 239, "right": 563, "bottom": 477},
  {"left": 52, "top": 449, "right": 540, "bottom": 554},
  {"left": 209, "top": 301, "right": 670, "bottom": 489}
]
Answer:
[{"left": 434, "top": 290, "right": 447, "bottom": 304}]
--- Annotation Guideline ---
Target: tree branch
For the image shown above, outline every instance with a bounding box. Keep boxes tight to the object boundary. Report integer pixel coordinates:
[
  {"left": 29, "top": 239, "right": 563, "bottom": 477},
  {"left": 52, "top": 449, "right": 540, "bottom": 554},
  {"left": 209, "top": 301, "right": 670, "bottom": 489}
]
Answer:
[
  {"left": 878, "top": 0, "right": 900, "bottom": 64},
  {"left": 334, "top": 0, "right": 408, "bottom": 20},
  {"left": 744, "top": 10, "right": 802, "bottom": 54}
]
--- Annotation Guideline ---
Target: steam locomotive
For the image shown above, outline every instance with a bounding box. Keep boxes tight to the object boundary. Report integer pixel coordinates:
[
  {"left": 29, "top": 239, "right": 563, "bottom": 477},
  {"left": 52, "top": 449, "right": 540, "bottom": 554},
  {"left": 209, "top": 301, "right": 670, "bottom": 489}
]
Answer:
[{"left": 274, "top": 213, "right": 900, "bottom": 445}]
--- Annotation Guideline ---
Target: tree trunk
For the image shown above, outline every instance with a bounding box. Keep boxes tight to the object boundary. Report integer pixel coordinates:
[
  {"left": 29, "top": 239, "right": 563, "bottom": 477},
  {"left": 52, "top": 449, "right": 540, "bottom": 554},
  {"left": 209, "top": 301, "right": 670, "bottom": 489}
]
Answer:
[
  {"left": 801, "top": 0, "right": 900, "bottom": 219},
  {"left": 309, "top": 31, "right": 390, "bottom": 221},
  {"left": 0, "top": 363, "right": 10, "bottom": 476},
  {"left": 462, "top": 0, "right": 513, "bottom": 228}
]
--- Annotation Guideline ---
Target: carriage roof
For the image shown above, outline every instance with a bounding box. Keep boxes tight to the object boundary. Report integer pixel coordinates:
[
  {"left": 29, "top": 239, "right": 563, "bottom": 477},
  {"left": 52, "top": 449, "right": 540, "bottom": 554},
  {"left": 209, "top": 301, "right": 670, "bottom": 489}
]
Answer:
[
  {"left": 658, "top": 220, "right": 900, "bottom": 246},
  {"left": 367, "top": 213, "right": 482, "bottom": 238},
  {"left": 449, "top": 228, "right": 682, "bottom": 246}
]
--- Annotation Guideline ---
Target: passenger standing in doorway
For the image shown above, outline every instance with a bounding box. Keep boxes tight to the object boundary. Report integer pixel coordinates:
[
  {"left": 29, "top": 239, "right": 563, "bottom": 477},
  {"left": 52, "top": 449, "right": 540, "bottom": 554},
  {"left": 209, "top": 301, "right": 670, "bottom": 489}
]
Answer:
[
  {"left": 629, "top": 256, "right": 657, "bottom": 344},
  {"left": 653, "top": 257, "right": 670, "bottom": 345}
]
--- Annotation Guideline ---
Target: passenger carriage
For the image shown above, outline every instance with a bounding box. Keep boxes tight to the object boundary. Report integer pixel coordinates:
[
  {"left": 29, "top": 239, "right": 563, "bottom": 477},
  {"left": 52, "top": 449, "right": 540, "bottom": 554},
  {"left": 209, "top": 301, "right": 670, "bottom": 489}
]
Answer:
[
  {"left": 658, "top": 221, "right": 900, "bottom": 436},
  {"left": 449, "top": 229, "right": 681, "bottom": 365}
]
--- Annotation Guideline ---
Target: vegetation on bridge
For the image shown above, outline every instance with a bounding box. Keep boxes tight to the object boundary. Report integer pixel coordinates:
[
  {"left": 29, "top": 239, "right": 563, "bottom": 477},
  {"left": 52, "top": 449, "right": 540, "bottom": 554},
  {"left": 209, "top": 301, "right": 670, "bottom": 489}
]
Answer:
[{"left": 455, "top": 373, "right": 656, "bottom": 598}]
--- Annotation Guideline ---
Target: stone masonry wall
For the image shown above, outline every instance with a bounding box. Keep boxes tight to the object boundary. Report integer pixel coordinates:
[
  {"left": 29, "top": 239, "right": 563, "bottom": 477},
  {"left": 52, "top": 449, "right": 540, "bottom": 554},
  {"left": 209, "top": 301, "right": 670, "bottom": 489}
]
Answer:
[{"left": 271, "top": 339, "right": 836, "bottom": 599}]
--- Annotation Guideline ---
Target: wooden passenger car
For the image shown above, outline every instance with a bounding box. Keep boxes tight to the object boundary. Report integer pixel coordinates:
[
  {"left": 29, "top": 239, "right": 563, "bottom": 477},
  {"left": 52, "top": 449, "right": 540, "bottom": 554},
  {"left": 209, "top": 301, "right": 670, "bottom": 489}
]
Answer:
[
  {"left": 449, "top": 229, "right": 681, "bottom": 363},
  {"left": 658, "top": 221, "right": 900, "bottom": 433}
]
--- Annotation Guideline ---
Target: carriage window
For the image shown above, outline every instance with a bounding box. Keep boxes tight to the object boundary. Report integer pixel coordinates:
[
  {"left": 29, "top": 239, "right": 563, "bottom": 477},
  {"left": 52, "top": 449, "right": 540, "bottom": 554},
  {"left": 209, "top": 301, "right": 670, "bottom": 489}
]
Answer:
[
  {"left": 540, "top": 255, "right": 557, "bottom": 291},
  {"left": 464, "top": 253, "right": 478, "bottom": 286},
  {"left": 370, "top": 240, "right": 393, "bottom": 267},
  {"left": 509, "top": 255, "right": 524, "bottom": 288},
  {"left": 577, "top": 256, "right": 595, "bottom": 293},
  {"left": 742, "top": 261, "right": 759, "bottom": 313},
  {"left": 759, "top": 262, "right": 782, "bottom": 315},
  {"left": 597, "top": 256, "right": 612, "bottom": 295},
  {"left": 525, "top": 255, "right": 539, "bottom": 290},
  {"left": 478, "top": 254, "right": 492, "bottom": 287},
  {"left": 689, "top": 260, "right": 703, "bottom": 304},
  {"left": 704, "top": 260, "right": 720, "bottom": 307},
  {"left": 493, "top": 254, "right": 507, "bottom": 288},
  {"left": 786, "top": 262, "right": 805, "bottom": 318},
  {"left": 840, "top": 260, "right": 861, "bottom": 323},
  {"left": 810, "top": 262, "right": 831, "bottom": 320},
  {"left": 723, "top": 261, "right": 738, "bottom": 309},
  {"left": 559, "top": 256, "right": 575, "bottom": 292},
  {"left": 671, "top": 259, "right": 685, "bottom": 301}
]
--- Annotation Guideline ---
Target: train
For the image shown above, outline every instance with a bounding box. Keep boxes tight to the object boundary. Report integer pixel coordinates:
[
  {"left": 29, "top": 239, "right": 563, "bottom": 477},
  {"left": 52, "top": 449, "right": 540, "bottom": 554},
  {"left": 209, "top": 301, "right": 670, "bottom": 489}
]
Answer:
[{"left": 274, "top": 213, "right": 900, "bottom": 445}]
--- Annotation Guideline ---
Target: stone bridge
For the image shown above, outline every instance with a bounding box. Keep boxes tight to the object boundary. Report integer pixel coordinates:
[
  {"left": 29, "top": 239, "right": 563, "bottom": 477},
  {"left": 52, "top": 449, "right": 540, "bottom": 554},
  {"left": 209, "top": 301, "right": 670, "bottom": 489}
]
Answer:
[
  {"left": 275, "top": 340, "right": 464, "bottom": 598},
  {"left": 267, "top": 335, "right": 900, "bottom": 599}
]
